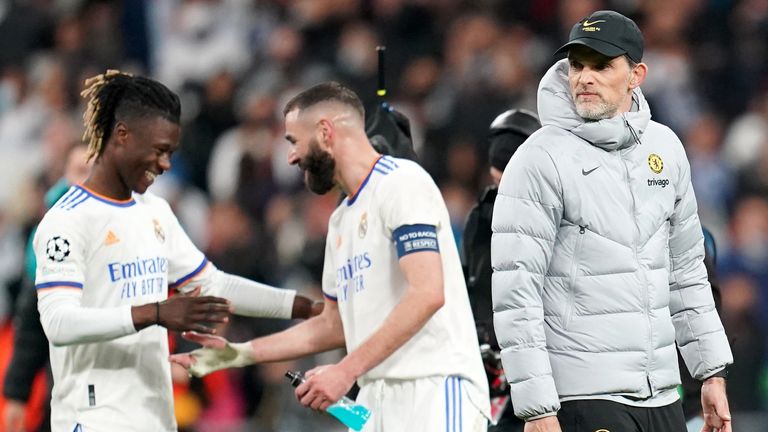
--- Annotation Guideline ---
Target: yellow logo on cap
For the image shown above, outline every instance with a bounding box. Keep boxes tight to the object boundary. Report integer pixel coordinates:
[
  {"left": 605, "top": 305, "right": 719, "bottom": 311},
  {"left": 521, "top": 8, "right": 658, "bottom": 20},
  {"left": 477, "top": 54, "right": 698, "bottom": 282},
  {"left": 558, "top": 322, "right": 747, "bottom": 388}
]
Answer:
[
  {"left": 648, "top": 153, "right": 664, "bottom": 174},
  {"left": 583, "top": 19, "right": 606, "bottom": 27}
]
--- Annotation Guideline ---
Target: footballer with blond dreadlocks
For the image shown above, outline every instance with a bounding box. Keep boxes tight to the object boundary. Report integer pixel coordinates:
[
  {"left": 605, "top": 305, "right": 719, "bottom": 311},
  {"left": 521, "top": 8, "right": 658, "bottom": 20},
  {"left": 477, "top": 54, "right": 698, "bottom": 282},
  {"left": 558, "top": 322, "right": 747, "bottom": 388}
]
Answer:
[{"left": 33, "top": 70, "right": 321, "bottom": 431}]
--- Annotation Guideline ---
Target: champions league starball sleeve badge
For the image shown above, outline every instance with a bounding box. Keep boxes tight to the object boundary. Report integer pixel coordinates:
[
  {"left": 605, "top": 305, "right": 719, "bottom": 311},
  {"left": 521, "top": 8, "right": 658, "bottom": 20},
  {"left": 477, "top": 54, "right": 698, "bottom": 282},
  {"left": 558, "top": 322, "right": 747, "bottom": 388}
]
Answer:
[{"left": 46, "top": 236, "right": 71, "bottom": 262}]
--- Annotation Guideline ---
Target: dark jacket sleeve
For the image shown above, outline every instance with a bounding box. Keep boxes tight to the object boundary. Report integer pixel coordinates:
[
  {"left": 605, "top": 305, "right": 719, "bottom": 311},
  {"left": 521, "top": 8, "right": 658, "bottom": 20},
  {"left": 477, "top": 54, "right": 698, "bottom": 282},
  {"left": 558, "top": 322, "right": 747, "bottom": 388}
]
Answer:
[
  {"left": 2, "top": 281, "right": 50, "bottom": 401},
  {"left": 462, "top": 187, "right": 498, "bottom": 346}
]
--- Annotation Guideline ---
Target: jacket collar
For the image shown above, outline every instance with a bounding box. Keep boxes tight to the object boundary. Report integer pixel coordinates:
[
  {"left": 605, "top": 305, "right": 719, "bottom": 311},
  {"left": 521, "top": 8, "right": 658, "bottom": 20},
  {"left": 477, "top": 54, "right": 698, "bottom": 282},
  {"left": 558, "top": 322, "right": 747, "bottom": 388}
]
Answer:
[{"left": 537, "top": 59, "right": 651, "bottom": 151}]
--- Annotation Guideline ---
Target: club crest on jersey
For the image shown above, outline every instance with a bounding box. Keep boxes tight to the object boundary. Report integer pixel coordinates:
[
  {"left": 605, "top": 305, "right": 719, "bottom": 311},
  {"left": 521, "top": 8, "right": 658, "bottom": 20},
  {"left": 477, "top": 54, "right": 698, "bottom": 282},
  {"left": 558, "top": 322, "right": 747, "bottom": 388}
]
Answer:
[
  {"left": 358, "top": 212, "right": 368, "bottom": 238},
  {"left": 648, "top": 153, "right": 664, "bottom": 174},
  {"left": 153, "top": 218, "right": 165, "bottom": 243},
  {"left": 46, "top": 236, "right": 70, "bottom": 262}
]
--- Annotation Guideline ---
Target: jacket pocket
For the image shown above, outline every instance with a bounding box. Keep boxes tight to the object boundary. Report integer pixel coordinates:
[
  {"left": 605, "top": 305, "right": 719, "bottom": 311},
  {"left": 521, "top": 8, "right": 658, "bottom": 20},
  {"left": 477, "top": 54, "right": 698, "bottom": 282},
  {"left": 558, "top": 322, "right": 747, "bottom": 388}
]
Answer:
[{"left": 563, "top": 225, "right": 586, "bottom": 330}]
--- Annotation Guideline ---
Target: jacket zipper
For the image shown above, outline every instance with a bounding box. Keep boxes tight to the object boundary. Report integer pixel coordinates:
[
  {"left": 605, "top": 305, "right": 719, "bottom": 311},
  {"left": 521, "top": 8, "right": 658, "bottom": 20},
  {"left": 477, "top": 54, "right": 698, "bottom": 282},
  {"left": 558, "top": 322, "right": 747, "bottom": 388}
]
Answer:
[
  {"left": 565, "top": 225, "right": 586, "bottom": 329},
  {"left": 623, "top": 115, "right": 642, "bottom": 146},
  {"left": 620, "top": 152, "right": 654, "bottom": 396}
]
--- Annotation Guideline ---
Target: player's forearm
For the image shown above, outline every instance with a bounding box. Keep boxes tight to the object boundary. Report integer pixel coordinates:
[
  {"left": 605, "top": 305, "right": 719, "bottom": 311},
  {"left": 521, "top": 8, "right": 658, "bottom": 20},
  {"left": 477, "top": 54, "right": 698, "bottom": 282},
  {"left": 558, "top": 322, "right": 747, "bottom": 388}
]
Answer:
[
  {"left": 250, "top": 306, "right": 346, "bottom": 362},
  {"left": 38, "top": 292, "right": 136, "bottom": 346},
  {"left": 183, "top": 300, "right": 344, "bottom": 377},
  {"left": 198, "top": 270, "right": 296, "bottom": 319},
  {"left": 339, "top": 284, "right": 443, "bottom": 380}
]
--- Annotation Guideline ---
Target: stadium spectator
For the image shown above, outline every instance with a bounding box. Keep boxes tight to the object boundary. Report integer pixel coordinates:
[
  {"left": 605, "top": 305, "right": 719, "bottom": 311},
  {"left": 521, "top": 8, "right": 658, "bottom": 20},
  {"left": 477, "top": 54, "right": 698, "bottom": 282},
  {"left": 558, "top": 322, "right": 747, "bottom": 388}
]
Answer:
[
  {"left": 461, "top": 108, "right": 540, "bottom": 431},
  {"left": 3, "top": 142, "right": 90, "bottom": 432}
]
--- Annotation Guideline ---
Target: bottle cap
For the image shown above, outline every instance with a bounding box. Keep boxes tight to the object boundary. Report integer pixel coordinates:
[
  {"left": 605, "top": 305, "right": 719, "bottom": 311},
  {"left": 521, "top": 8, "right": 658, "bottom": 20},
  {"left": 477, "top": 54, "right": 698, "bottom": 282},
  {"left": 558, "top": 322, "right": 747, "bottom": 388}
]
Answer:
[{"left": 285, "top": 370, "right": 304, "bottom": 387}]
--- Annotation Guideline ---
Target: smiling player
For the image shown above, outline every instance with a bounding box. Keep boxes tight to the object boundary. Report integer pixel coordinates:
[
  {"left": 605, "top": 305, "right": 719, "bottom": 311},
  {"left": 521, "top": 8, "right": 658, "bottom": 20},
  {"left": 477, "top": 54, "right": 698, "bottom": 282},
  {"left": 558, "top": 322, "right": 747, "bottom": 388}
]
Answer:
[{"left": 34, "top": 70, "right": 318, "bottom": 432}]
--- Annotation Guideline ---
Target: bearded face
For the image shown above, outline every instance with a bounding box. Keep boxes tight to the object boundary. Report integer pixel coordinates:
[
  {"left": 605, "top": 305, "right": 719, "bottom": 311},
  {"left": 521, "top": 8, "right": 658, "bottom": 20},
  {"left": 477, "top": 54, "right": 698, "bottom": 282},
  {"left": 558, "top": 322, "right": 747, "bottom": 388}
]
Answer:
[{"left": 299, "top": 137, "right": 336, "bottom": 194}]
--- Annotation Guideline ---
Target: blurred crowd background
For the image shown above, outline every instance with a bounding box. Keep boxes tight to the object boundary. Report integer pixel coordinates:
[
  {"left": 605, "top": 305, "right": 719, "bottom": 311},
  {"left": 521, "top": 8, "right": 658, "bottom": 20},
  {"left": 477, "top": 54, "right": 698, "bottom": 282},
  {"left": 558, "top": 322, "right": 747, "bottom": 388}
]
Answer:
[{"left": 0, "top": 0, "right": 767, "bottom": 431}]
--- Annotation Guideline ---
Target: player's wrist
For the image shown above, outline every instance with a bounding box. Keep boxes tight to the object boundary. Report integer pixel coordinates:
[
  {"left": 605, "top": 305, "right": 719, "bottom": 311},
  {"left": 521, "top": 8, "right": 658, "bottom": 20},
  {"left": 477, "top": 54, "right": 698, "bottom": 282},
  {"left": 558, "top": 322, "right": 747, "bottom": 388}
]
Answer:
[
  {"left": 189, "top": 340, "right": 256, "bottom": 377},
  {"left": 337, "top": 355, "right": 365, "bottom": 382},
  {"left": 229, "top": 341, "right": 256, "bottom": 366},
  {"left": 131, "top": 303, "right": 159, "bottom": 330}
]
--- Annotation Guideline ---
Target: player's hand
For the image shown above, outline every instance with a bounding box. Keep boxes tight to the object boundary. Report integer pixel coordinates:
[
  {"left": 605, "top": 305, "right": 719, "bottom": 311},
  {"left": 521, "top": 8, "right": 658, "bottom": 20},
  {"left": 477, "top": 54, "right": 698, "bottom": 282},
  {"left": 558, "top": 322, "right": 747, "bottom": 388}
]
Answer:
[
  {"left": 295, "top": 363, "right": 356, "bottom": 411},
  {"left": 159, "top": 287, "right": 232, "bottom": 333},
  {"left": 3, "top": 399, "right": 26, "bottom": 432},
  {"left": 701, "top": 377, "right": 731, "bottom": 432},
  {"left": 168, "top": 331, "right": 254, "bottom": 377},
  {"left": 524, "top": 415, "right": 562, "bottom": 432}
]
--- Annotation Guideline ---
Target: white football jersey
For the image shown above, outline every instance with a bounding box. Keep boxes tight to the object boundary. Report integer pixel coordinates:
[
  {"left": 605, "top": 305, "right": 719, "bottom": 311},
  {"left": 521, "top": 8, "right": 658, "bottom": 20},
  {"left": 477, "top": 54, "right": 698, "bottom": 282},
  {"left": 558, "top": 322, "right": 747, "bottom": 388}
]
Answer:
[
  {"left": 34, "top": 185, "right": 208, "bottom": 432},
  {"left": 322, "top": 156, "right": 489, "bottom": 414}
]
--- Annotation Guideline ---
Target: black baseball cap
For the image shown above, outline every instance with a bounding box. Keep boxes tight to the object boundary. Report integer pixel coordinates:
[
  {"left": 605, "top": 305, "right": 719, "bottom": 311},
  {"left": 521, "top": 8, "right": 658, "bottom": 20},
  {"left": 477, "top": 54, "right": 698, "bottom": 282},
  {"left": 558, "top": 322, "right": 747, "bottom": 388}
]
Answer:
[{"left": 555, "top": 10, "right": 643, "bottom": 63}]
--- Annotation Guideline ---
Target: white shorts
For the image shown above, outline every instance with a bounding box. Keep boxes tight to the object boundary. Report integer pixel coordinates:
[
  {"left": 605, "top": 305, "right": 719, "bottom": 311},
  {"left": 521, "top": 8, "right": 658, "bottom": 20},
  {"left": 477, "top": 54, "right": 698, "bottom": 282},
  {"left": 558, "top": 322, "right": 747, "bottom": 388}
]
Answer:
[{"left": 356, "top": 376, "right": 489, "bottom": 432}]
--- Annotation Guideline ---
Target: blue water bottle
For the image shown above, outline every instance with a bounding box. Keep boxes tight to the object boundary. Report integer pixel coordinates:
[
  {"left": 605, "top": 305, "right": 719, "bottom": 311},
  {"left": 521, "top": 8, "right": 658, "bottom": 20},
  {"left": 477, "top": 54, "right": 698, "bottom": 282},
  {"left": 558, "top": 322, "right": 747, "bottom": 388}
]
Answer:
[{"left": 286, "top": 370, "right": 371, "bottom": 431}]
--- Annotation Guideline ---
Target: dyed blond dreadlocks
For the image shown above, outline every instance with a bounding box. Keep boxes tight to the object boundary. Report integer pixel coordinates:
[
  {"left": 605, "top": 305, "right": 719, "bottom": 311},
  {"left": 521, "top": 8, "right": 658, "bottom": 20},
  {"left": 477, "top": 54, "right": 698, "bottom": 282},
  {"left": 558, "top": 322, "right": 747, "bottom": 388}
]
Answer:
[{"left": 80, "top": 70, "right": 181, "bottom": 161}]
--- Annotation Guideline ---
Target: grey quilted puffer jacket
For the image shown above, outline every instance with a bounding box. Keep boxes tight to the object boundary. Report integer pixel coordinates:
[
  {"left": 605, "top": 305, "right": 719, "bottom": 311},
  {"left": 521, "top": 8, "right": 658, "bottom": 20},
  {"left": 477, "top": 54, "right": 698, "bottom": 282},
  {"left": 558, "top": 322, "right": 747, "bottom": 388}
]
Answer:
[{"left": 491, "top": 60, "right": 732, "bottom": 420}]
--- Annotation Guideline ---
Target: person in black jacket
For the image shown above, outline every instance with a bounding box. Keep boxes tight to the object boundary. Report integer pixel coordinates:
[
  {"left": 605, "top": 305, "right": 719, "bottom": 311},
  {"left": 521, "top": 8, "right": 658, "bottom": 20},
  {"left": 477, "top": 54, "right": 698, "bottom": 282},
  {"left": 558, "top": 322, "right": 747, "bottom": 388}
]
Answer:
[{"left": 461, "top": 109, "right": 540, "bottom": 431}]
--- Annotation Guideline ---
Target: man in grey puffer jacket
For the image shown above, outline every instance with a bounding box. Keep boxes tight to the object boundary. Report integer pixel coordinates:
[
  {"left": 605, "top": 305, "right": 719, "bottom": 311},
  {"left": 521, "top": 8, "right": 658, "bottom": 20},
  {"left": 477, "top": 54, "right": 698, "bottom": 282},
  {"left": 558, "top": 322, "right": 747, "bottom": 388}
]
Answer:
[{"left": 491, "top": 10, "right": 733, "bottom": 432}]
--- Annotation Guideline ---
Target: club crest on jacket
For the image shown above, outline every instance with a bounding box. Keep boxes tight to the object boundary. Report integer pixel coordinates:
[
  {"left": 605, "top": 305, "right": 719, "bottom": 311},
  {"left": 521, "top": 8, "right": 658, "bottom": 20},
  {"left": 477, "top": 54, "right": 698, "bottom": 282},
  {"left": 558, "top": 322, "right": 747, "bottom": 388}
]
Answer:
[{"left": 648, "top": 153, "right": 664, "bottom": 174}]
